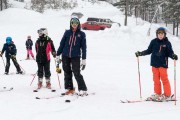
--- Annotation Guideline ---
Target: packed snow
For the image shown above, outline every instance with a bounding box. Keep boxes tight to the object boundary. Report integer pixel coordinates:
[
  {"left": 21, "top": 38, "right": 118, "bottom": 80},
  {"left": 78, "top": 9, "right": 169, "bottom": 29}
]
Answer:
[{"left": 0, "top": 1, "right": 180, "bottom": 120}]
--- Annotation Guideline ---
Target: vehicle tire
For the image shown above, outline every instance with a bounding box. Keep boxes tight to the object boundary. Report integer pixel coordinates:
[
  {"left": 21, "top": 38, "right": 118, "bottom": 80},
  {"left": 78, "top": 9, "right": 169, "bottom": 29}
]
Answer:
[
  {"left": 100, "top": 27, "right": 105, "bottom": 30},
  {"left": 83, "top": 27, "right": 87, "bottom": 30}
]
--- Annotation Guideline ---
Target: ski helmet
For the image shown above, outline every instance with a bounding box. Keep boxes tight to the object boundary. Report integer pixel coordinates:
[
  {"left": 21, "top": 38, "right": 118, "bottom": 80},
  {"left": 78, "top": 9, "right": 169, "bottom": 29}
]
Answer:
[
  {"left": 70, "top": 17, "right": 80, "bottom": 30},
  {"left": 27, "top": 35, "right": 31, "bottom": 39},
  {"left": 70, "top": 18, "right": 80, "bottom": 26},
  {"left": 37, "top": 28, "right": 48, "bottom": 36},
  {"left": 156, "top": 27, "right": 166, "bottom": 37},
  {"left": 6, "top": 37, "right": 12, "bottom": 44}
]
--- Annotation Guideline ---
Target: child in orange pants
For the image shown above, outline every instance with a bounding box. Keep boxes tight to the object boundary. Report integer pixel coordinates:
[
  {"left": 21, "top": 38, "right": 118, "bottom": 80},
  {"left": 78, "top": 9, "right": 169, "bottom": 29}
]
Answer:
[{"left": 135, "top": 27, "right": 178, "bottom": 101}]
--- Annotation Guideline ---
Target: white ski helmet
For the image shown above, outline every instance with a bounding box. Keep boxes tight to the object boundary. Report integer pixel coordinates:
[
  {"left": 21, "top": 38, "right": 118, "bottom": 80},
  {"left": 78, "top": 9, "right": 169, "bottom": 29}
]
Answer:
[{"left": 37, "top": 28, "right": 48, "bottom": 36}]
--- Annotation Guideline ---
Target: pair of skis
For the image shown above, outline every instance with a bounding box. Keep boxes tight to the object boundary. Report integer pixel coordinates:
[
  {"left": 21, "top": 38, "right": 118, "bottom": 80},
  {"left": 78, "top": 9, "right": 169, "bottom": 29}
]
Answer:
[
  {"left": 120, "top": 99, "right": 177, "bottom": 103},
  {"left": 120, "top": 98, "right": 177, "bottom": 103},
  {"left": 35, "top": 92, "right": 95, "bottom": 100},
  {"left": 33, "top": 87, "right": 56, "bottom": 92}
]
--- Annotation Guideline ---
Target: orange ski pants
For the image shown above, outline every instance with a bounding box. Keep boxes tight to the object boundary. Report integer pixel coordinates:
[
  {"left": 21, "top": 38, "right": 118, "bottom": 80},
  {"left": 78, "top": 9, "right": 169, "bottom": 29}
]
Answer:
[{"left": 152, "top": 67, "right": 171, "bottom": 96}]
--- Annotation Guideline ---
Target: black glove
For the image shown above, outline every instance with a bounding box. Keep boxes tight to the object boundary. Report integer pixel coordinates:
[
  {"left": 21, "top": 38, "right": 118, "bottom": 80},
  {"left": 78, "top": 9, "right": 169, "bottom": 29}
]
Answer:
[
  {"left": 0, "top": 53, "right": 2, "bottom": 57},
  {"left": 172, "top": 54, "right": 178, "bottom": 60},
  {"left": 135, "top": 51, "right": 142, "bottom": 57},
  {"left": 52, "top": 52, "right": 56, "bottom": 58}
]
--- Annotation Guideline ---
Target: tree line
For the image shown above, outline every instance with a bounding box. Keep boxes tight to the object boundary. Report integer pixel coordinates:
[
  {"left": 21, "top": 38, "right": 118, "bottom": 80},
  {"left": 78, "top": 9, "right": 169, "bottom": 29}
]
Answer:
[
  {"left": 1, "top": 0, "right": 78, "bottom": 13},
  {"left": 0, "top": 0, "right": 8, "bottom": 11},
  {"left": 102, "top": 0, "right": 180, "bottom": 36}
]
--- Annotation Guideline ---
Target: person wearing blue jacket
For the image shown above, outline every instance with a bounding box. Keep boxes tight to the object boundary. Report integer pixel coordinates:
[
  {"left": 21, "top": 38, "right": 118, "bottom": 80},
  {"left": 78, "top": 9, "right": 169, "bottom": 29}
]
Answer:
[
  {"left": 135, "top": 27, "right": 178, "bottom": 101},
  {"left": 56, "top": 17, "right": 87, "bottom": 96},
  {"left": 0, "top": 37, "right": 23, "bottom": 75}
]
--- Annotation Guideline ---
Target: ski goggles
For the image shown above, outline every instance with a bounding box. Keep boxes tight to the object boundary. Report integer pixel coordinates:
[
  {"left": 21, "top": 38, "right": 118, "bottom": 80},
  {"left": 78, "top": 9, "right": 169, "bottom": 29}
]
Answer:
[
  {"left": 157, "top": 30, "right": 165, "bottom": 34},
  {"left": 37, "top": 28, "right": 46, "bottom": 36},
  {"left": 71, "top": 18, "right": 79, "bottom": 26}
]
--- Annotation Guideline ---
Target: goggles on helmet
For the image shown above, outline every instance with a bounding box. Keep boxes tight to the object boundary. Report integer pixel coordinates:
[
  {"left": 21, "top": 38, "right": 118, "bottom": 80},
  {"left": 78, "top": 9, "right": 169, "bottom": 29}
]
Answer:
[
  {"left": 71, "top": 18, "right": 79, "bottom": 26},
  {"left": 37, "top": 28, "right": 47, "bottom": 36},
  {"left": 157, "top": 30, "right": 165, "bottom": 34}
]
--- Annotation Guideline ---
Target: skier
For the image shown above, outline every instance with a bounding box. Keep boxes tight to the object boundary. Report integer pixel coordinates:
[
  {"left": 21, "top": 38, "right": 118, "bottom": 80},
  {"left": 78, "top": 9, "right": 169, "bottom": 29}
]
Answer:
[
  {"left": 35, "top": 28, "right": 56, "bottom": 89},
  {"left": 25, "top": 35, "right": 35, "bottom": 60},
  {"left": 0, "top": 37, "right": 23, "bottom": 75},
  {"left": 56, "top": 17, "right": 87, "bottom": 96},
  {"left": 135, "top": 27, "right": 178, "bottom": 101}
]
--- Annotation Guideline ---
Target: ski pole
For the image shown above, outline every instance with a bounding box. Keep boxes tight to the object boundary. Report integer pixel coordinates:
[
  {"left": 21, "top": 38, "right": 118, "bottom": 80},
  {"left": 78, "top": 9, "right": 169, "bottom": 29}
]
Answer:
[
  {"left": 137, "top": 57, "right": 142, "bottom": 99},
  {"left": 30, "top": 72, "right": 37, "bottom": 86},
  {"left": 174, "top": 60, "right": 176, "bottom": 105},
  {"left": 54, "top": 58, "right": 61, "bottom": 89},
  {"left": 0, "top": 51, "right": 6, "bottom": 68},
  {"left": 12, "top": 56, "right": 26, "bottom": 73},
  {"left": 1, "top": 56, "right": 6, "bottom": 68}
]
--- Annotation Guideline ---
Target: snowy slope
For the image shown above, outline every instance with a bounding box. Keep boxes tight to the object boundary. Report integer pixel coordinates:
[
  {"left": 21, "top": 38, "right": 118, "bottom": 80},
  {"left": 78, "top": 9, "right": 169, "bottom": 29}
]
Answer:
[{"left": 0, "top": 1, "right": 180, "bottom": 120}]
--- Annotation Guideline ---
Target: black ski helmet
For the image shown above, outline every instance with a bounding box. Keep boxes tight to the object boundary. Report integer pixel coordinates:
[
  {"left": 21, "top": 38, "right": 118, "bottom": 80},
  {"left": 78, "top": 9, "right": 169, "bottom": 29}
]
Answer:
[{"left": 156, "top": 27, "right": 166, "bottom": 37}]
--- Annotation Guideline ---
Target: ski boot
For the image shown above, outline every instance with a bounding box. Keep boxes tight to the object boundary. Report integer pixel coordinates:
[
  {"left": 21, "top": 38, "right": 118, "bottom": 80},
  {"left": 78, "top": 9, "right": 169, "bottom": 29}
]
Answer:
[
  {"left": 37, "top": 78, "right": 43, "bottom": 89},
  {"left": 63, "top": 88, "right": 75, "bottom": 95},
  {"left": 78, "top": 90, "right": 88, "bottom": 96},
  {"left": 16, "top": 71, "right": 23, "bottom": 74},
  {"left": 146, "top": 93, "right": 161, "bottom": 101},
  {"left": 46, "top": 82, "right": 51, "bottom": 89},
  {"left": 4, "top": 72, "right": 8, "bottom": 75},
  {"left": 155, "top": 94, "right": 175, "bottom": 102}
]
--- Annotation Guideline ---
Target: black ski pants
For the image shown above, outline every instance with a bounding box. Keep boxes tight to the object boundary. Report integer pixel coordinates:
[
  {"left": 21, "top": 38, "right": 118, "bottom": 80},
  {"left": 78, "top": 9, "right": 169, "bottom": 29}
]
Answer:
[
  {"left": 62, "top": 56, "right": 87, "bottom": 91},
  {"left": 5, "top": 57, "right": 21, "bottom": 73},
  {"left": 37, "top": 61, "right": 51, "bottom": 79}
]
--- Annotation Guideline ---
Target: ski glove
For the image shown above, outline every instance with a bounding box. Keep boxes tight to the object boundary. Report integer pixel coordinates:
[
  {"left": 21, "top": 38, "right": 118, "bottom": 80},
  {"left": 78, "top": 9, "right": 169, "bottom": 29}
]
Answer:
[
  {"left": 81, "top": 59, "right": 86, "bottom": 70},
  {"left": 11, "top": 55, "right": 16, "bottom": 59},
  {"left": 0, "top": 53, "right": 2, "bottom": 57},
  {"left": 56, "top": 56, "right": 62, "bottom": 64},
  {"left": 52, "top": 52, "right": 56, "bottom": 58},
  {"left": 135, "top": 51, "right": 142, "bottom": 57},
  {"left": 172, "top": 54, "right": 178, "bottom": 60}
]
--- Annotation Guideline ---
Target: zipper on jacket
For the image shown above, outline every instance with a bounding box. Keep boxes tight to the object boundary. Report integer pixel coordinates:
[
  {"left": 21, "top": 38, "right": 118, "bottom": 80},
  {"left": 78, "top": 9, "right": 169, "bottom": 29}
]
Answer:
[{"left": 69, "top": 32, "right": 75, "bottom": 58}]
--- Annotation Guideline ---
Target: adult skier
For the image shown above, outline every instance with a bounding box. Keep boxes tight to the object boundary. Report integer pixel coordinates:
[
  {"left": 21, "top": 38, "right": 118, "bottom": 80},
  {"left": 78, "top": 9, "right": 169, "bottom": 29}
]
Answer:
[{"left": 56, "top": 17, "right": 87, "bottom": 96}]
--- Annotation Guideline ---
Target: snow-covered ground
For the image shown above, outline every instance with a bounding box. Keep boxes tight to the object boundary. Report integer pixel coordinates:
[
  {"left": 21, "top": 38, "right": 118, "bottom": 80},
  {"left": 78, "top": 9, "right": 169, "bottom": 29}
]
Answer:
[{"left": 0, "top": 1, "right": 180, "bottom": 120}]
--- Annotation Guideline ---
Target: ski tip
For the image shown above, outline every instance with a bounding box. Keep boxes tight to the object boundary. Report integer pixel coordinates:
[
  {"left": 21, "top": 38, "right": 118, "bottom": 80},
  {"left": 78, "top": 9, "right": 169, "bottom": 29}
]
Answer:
[
  {"left": 65, "top": 100, "right": 71, "bottom": 103},
  {"left": 35, "top": 97, "right": 40, "bottom": 99},
  {"left": 33, "top": 90, "right": 38, "bottom": 92},
  {"left": 51, "top": 89, "right": 56, "bottom": 92},
  {"left": 61, "top": 93, "right": 66, "bottom": 96}
]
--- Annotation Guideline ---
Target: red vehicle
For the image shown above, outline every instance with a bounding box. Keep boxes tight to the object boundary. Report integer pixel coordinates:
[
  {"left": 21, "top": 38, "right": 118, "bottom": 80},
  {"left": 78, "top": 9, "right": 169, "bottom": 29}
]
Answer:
[{"left": 81, "top": 21, "right": 106, "bottom": 30}]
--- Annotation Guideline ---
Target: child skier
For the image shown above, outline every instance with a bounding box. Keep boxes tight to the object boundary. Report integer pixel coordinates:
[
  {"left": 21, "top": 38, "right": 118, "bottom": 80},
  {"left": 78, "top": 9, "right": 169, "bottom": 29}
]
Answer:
[
  {"left": 25, "top": 35, "right": 35, "bottom": 60},
  {"left": 135, "top": 27, "right": 178, "bottom": 101},
  {"left": 0, "top": 37, "right": 23, "bottom": 75},
  {"left": 56, "top": 17, "right": 87, "bottom": 96},
  {"left": 35, "top": 28, "right": 56, "bottom": 89}
]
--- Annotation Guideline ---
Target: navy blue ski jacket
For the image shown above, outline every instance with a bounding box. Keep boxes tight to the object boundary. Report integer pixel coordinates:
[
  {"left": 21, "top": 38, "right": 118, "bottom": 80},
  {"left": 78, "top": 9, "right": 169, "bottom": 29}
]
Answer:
[
  {"left": 57, "top": 24, "right": 87, "bottom": 59},
  {"left": 141, "top": 37, "right": 174, "bottom": 68},
  {"left": 1, "top": 43, "right": 17, "bottom": 58},
  {"left": 26, "top": 39, "right": 33, "bottom": 50}
]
